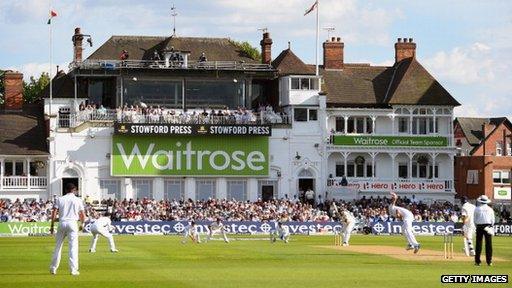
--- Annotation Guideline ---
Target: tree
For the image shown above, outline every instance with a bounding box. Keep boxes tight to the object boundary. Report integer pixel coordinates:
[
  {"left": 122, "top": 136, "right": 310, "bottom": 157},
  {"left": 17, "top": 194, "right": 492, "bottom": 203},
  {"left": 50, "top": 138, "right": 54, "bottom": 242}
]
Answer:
[
  {"left": 23, "top": 72, "right": 50, "bottom": 103},
  {"left": 229, "top": 40, "right": 261, "bottom": 61}
]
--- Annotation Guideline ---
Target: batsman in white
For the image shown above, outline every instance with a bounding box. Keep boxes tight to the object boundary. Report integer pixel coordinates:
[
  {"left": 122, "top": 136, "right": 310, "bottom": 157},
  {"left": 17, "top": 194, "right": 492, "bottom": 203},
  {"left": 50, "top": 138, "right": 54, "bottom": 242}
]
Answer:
[
  {"left": 207, "top": 218, "right": 229, "bottom": 243},
  {"left": 181, "top": 221, "right": 201, "bottom": 244},
  {"left": 338, "top": 205, "right": 356, "bottom": 246},
  {"left": 271, "top": 222, "right": 290, "bottom": 243},
  {"left": 89, "top": 213, "right": 118, "bottom": 253},
  {"left": 460, "top": 196, "right": 476, "bottom": 256},
  {"left": 49, "top": 183, "right": 86, "bottom": 276},
  {"left": 389, "top": 192, "right": 420, "bottom": 253}
]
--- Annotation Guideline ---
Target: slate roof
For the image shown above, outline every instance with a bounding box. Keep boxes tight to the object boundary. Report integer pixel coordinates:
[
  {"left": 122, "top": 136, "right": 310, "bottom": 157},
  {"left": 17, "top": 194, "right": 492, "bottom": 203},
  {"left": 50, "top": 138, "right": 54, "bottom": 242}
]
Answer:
[
  {"left": 87, "top": 36, "right": 259, "bottom": 62},
  {"left": 455, "top": 117, "right": 510, "bottom": 146},
  {"left": 272, "top": 49, "right": 315, "bottom": 75},
  {"left": 0, "top": 104, "right": 48, "bottom": 155}
]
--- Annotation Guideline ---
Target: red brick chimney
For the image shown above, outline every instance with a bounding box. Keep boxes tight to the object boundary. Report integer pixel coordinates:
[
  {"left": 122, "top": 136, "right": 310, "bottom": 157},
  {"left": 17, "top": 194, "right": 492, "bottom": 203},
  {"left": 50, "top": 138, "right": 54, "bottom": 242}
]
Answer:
[
  {"left": 323, "top": 37, "right": 344, "bottom": 70},
  {"left": 3, "top": 71, "right": 24, "bottom": 111},
  {"left": 395, "top": 37, "right": 416, "bottom": 63},
  {"left": 260, "top": 32, "right": 273, "bottom": 65},
  {"left": 73, "top": 27, "right": 84, "bottom": 63}
]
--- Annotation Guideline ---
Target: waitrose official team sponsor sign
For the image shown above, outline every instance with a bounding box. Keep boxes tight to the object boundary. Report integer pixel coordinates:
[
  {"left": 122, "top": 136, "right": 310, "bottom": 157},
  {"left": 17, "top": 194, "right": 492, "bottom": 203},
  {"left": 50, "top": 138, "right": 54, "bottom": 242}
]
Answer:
[
  {"left": 111, "top": 135, "right": 269, "bottom": 176},
  {"left": 332, "top": 135, "right": 448, "bottom": 147}
]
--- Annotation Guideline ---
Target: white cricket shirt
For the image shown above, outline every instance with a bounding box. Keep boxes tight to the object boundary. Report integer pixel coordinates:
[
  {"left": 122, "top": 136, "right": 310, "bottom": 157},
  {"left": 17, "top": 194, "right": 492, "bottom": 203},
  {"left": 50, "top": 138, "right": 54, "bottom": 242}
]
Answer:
[
  {"left": 390, "top": 205, "right": 414, "bottom": 221},
  {"left": 461, "top": 202, "right": 476, "bottom": 226},
  {"left": 473, "top": 204, "right": 495, "bottom": 225},
  {"left": 54, "top": 193, "right": 85, "bottom": 221}
]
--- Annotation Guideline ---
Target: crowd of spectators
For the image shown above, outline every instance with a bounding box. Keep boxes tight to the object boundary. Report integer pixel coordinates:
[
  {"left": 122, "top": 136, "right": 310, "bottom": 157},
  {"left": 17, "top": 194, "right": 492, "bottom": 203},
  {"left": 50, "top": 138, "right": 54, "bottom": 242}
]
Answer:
[
  {"left": 2, "top": 196, "right": 510, "bottom": 224},
  {"left": 76, "top": 102, "right": 287, "bottom": 125}
]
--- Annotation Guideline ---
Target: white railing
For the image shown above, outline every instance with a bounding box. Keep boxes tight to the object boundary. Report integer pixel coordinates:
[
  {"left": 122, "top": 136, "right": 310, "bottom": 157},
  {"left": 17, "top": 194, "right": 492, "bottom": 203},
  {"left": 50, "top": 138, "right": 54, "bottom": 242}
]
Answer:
[
  {"left": 70, "top": 59, "right": 274, "bottom": 71},
  {"left": 1, "top": 176, "right": 47, "bottom": 190},
  {"left": 57, "top": 109, "right": 291, "bottom": 128}
]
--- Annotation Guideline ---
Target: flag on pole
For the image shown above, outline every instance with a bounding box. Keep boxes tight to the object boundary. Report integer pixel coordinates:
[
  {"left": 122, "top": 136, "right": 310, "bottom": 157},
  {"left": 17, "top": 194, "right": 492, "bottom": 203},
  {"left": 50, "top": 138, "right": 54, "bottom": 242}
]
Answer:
[
  {"left": 47, "top": 10, "right": 57, "bottom": 24},
  {"left": 304, "top": 0, "right": 318, "bottom": 16}
]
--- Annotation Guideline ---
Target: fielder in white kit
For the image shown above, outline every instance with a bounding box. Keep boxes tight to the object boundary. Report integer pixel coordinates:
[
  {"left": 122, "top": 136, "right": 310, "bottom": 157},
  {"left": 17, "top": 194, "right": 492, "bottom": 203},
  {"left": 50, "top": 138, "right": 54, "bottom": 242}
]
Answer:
[
  {"left": 271, "top": 222, "right": 290, "bottom": 243},
  {"left": 49, "top": 183, "right": 86, "bottom": 276},
  {"left": 339, "top": 207, "right": 356, "bottom": 246},
  {"left": 389, "top": 192, "right": 420, "bottom": 253},
  {"left": 207, "top": 218, "right": 229, "bottom": 243},
  {"left": 460, "top": 197, "right": 476, "bottom": 256},
  {"left": 89, "top": 213, "right": 118, "bottom": 253},
  {"left": 181, "top": 221, "right": 201, "bottom": 244}
]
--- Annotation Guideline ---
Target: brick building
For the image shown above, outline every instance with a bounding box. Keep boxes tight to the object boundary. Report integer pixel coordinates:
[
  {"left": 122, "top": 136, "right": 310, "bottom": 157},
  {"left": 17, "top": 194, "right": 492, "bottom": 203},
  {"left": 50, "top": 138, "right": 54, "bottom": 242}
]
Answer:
[{"left": 454, "top": 117, "right": 512, "bottom": 201}]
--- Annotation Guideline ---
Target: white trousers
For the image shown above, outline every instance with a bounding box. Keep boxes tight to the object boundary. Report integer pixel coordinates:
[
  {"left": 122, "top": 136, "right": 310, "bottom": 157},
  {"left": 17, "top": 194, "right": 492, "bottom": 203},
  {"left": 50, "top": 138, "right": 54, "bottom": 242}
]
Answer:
[
  {"left": 89, "top": 227, "right": 116, "bottom": 251},
  {"left": 272, "top": 230, "right": 290, "bottom": 242},
  {"left": 182, "top": 230, "right": 200, "bottom": 243},
  {"left": 342, "top": 222, "right": 355, "bottom": 244},
  {"left": 50, "top": 221, "right": 79, "bottom": 272},
  {"left": 402, "top": 220, "right": 418, "bottom": 246},
  {"left": 207, "top": 229, "right": 229, "bottom": 242},
  {"left": 463, "top": 224, "right": 475, "bottom": 254}
]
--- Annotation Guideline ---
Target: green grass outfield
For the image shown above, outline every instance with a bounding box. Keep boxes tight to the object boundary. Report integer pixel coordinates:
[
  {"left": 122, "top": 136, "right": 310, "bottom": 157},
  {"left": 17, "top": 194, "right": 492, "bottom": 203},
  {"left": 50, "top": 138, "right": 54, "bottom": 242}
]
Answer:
[{"left": 0, "top": 234, "right": 510, "bottom": 288}]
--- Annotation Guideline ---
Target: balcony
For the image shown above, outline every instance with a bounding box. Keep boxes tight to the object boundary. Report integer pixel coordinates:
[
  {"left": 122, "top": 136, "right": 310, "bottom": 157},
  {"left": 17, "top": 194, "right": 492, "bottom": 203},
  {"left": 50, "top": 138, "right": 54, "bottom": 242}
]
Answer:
[
  {"left": 57, "top": 109, "right": 291, "bottom": 129},
  {"left": 70, "top": 59, "right": 274, "bottom": 72},
  {"left": 1, "top": 176, "right": 48, "bottom": 190}
]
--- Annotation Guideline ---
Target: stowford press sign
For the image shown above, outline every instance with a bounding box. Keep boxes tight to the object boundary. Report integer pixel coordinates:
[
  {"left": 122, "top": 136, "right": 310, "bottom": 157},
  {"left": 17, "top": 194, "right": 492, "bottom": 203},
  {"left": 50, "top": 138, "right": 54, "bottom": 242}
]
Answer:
[
  {"left": 114, "top": 123, "right": 271, "bottom": 136},
  {"left": 111, "top": 135, "right": 269, "bottom": 176},
  {"left": 332, "top": 135, "right": 448, "bottom": 147}
]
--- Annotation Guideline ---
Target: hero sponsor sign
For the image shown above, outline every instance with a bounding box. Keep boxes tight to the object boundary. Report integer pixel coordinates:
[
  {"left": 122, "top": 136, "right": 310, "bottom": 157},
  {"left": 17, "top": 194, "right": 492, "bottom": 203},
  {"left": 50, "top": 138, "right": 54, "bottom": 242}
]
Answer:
[
  {"left": 111, "top": 135, "right": 269, "bottom": 176},
  {"left": 332, "top": 135, "right": 448, "bottom": 147},
  {"left": 371, "top": 221, "right": 455, "bottom": 235},
  {"left": 493, "top": 186, "right": 511, "bottom": 200},
  {"left": 115, "top": 123, "right": 271, "bottom": 136},
  {"left": 328, "top": 179, "right": 447, "bottom": 192}
]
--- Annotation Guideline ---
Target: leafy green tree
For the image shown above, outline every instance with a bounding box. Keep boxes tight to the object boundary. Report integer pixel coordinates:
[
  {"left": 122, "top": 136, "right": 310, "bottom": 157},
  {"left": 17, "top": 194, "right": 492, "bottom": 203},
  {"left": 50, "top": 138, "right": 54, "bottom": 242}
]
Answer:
[
  {"left": 23, "top": 72, "right": 50, "bottom": 103},
  {"left": 229, "top": 40, "right": 261, "bottom": 61}
]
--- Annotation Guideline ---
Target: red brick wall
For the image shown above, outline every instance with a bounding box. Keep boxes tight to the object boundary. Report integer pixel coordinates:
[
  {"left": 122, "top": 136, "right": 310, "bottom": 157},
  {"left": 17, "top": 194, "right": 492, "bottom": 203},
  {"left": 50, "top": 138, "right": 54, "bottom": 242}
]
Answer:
[
  {"left": 323, "top": 37, "right": 343, "bottom": 69},
  {"left": 4, "top": 71, "right": 23, "bottom": 110},
  {"left": 395, "top": 38, "right": 416, "bottom": 63},
  {"left": 260, "top": 32, "right": 272, "bottom": 65}
]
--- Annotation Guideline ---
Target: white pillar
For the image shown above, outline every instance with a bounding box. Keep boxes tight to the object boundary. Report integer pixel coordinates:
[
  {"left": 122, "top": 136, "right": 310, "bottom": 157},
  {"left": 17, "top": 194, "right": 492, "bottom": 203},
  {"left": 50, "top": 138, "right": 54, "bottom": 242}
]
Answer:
[
  {"left": 343, "top": 152, "right": 349, "bottom": 177},
  {"left": 391, "top": 115, "right": 396, "bottom": 135},
  {"left": 371, "top": 116, "right": 376, "bottom": 134},
  {"left": 247, "top": 178, "right": 259, "bottom": 201},
  {"left": 431, "top": 153, "right": 438, "bottom": 179},
  {"left": 390, "top": 153, "right": 397, "bottom": 181},
  {"left": 153, "top": 178, "right": 165, "bottom": 200},
  {"left": 26, "top": 158, "right": 31, "bottom": 189},
  {"left": 184, "top": 178, "right": 196, "bottom": 201},
  {"left": 0, "top": 158, "right": 4, "bottom": 190},
  {"left": 344, "top": 116, "right": 348, "bottom": 134},
  {"left": 371, "top": 153, "right": 376, "bottom": 178},
  {"left": 408, "top": 153, "right": 414, "bottom": 180},
  {"left": 216, "top": 178, "right": 227, "bottom": 200},
  {"left": 124, "top": 178, "right": 134, "bottom": 200}
]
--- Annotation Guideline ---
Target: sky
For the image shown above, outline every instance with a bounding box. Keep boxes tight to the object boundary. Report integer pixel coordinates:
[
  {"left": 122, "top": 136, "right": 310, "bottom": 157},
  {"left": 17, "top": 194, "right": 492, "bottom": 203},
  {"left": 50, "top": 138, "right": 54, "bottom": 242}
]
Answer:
[{"left": 1, "top": 0, "right": 511, "bottom": 118}]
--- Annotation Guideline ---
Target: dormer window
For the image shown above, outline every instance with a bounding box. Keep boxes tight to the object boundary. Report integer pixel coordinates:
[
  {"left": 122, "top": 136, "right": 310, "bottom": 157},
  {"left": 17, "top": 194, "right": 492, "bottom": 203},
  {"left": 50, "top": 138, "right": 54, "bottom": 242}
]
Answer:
[{"left": 290, "top": 77, "right": 319, "bottom": 90}]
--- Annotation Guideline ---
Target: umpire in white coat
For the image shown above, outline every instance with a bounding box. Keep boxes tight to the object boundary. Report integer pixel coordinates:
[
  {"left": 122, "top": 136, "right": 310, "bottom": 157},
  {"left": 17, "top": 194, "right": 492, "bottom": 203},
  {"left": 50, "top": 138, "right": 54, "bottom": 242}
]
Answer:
[
  {"left": 473, "top": 195, "right": 495, "bottom": 266},
  {"left": 49, "top": 183, "right": 86, "bottom": 275}
]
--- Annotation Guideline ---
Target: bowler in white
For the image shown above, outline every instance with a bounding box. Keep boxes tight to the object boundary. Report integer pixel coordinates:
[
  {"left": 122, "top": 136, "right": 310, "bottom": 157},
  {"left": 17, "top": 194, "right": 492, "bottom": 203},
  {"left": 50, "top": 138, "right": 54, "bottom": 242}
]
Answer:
[
  {"left": 389, "top": 192, "right": 420, "bottom": 253},
  {"left": 49, "top": 183, "right": 86, "bottom": 276},
  {"left": 89, "top": 213, "right": 118, "bottom": 253},
  {"left": 339, "top": 208, "right": 356, "bottom": 246}
]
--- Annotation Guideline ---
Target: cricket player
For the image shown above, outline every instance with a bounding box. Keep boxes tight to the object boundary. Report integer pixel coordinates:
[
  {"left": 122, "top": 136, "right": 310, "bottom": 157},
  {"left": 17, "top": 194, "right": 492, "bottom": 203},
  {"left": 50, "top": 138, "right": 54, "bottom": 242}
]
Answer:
[
  {"left": 460, "top": 197, "right": 476, "bottom": 256},
  {"left": 181, "top": 221, "right": 201, "bottom": 244},
  {"left": 49, "top": 183, "right": 86, "bottom": 276},
  {"left": 271, "top": 222, "right": 290, "bottom": 243},
  {"left": 89, "top": 213, "right": 118, "bottom": 253},
  {"left": 207, "top": 218, "right": 229, "bottom": 243},
  {"left": 339, "top": 207, "right": 356, "bottom": 246},
  {"left": 389, "top": 192, "right": 420, "bottom": 253}
]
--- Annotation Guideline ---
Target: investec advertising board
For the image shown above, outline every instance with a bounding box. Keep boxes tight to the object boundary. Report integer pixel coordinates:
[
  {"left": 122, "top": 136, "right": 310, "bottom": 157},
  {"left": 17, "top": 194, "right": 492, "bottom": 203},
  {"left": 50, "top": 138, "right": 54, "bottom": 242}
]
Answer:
[
  {"left": 332, "top": 135, "right": 448, "bottom": 147},
  {"left": 111, "top": 134, "right": 269, "bottom": 176}
]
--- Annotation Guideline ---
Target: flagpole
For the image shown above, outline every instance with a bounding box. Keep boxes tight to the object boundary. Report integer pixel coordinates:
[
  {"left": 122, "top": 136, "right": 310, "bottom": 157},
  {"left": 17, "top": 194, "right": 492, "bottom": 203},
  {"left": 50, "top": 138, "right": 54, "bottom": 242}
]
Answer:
[
  {"left": 49, "top": 0, "right": 53, "bottom": 116},
  {"left": 315, "top": 0, "right": 319, "bottom": 76}
]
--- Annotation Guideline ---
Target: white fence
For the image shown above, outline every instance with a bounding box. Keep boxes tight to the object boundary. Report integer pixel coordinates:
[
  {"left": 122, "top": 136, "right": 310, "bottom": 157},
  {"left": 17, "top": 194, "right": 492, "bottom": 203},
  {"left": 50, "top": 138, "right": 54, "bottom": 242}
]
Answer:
[{"left": 1, "top": 176, "right": 47, "bottom": 190}]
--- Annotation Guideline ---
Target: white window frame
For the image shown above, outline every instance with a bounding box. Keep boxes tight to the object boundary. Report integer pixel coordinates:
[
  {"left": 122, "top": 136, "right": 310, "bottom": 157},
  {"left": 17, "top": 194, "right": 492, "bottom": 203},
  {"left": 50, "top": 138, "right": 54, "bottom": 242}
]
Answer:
[
  {"left": 132, "top": 179, "right": 153, "bottom": 200},
  {"left": 164, "top": 179, "right": 185, "bottom": 201},
  {"left": 196, "top": 179, "right": 216, "bottom": 200},
  {"left": 226, "top": 180, "right": 247, "bottom": 201},
  {"left": 493, "top": 170, "right": 510, "bottom": 184}
]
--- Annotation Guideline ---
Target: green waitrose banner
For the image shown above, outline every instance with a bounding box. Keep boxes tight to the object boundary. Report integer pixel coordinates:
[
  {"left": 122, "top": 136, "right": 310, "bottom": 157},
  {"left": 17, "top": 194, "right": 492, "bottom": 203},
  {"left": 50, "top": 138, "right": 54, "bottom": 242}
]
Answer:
[
  {"left": 0, "top": 222, "right": 53, "bottom": 235},
  {"left": 111, "top": 135, "right": 269, "bottom": 176},
  {"left": 332, "top": 135, "right": 448, "bottom": 147}
]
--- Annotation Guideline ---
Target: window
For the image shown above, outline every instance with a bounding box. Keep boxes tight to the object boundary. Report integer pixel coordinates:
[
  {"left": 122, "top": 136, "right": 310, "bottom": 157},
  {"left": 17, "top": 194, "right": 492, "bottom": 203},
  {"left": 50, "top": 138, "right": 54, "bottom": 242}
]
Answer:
[
  {"left": 132, "top": 179, "right": 153, "bottom": 200},
  {"left": 335, "top": 117, "right": 345, "bottom": 132},
  {"left": 186, "top": 80, "right": 244, "bottom": 109},
  {"left": 308, "top": 109, "right": 318, "bottom": 121},
  {"left": 124, "top": 79, "right": 183, "bottom": 108},
  {"left": 335, "top": 163, "right": 345, "bottom": 177},
  {"left": 398, "top": 164, "right": 408, "bottom": 178},
  {"left": 367, "top": 164, "right": 373, "bottom": 178},
  {"left": 398, "top": 117, "right": 409, "bottom": 133},
  {"left": 196, "top": 180, "right": 216, "bottom": 200},
  {"left": 290, "top": 77, "right": 318, "bottom": 90},
  {"left": 493, "top": 171, "right": 510, "bottom": 184},
  {"left": 346, "top": 117, "right": 372, "bottom": 134},
  {"left": 428, "top": 118, "right": 439, "bottom": 133},
  {"left": 100, "top": 180, "right": 121, "bottom": 200},
  {"left": 294, "top": 108, "right": 308, "bottom": 121},
  {"left": 15, "top": 162, "right": 24, "bottom": 176},
  {"left": 164, "top": 180, "right": 184, "bottom": 201},
  {"left": 347, "top": 164, "right": 355, "bottom": 177},
  {"left": 227, "top": 180, "right": 247, "bottom": 201},
  {"left": 507, "top": 141, "right": 512, "bottom": 156},
  {"left": 496, "top": 141, "right": 503, "bottom": 156}
]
